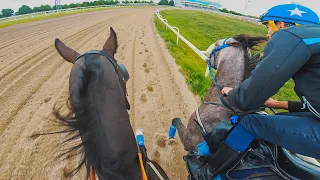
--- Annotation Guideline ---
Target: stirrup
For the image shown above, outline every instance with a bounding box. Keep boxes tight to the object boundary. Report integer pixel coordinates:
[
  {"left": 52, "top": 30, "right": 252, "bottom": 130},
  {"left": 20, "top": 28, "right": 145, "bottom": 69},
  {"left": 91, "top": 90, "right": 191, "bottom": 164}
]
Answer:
[{"left": 184, "top": 144, "right": 249, "bottom": 180}]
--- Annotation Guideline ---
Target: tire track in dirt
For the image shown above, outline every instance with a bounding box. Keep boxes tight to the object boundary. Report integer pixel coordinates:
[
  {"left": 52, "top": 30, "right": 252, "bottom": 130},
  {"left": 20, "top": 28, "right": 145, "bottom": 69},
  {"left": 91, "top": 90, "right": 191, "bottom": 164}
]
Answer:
[
  {"left": 0, "top": 10, "right": 140, "bottom": 155},
  {"left": 0, "top": 11, "right": 133, "bottom": 73},
  {"left": 0, "top": 7, "right": 199, "bottom": 179},
  {"left": 0, "top": 12, "right": 140, "bottom": 136},
  {"left": 128, "top": 13, "right": 199, "bottom": 179},
  {"left": 127, "top": 16, "right": 146, "bottom": 128},
  {"left": 0, "top": 18, "right": 115, "bottom": 137}
]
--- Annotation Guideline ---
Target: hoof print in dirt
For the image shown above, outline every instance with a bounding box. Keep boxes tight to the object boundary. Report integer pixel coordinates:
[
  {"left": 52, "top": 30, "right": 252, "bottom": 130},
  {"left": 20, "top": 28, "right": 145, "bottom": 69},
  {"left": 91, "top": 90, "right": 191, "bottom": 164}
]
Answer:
[
  {"left": 168, "top": 138, "right": 176, "bottom": 146},
  {"left": 155, "top": 133, "right": 168, "bottom": 148},
  {"left": 140, "top": 94, "right": 147, "bottom": 102},
  {"left": 147, "top": 85, "right": 154, "bottom": 92},
  {"left": 144, "top": 68, "right": 150, "bottom": 74},
  {"left": 151, "top": 150, "right": 161, "bottom": 164}
]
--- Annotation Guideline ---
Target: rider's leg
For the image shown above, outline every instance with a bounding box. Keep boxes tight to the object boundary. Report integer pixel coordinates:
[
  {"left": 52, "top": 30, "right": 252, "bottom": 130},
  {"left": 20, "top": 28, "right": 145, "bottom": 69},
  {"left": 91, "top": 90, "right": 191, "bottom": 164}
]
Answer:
[
  {"left": 239, "top": 112, "right": 320, "bottom": 159},
  {"left": 188, "top": 122, "right": 255, "bottom": 179}
]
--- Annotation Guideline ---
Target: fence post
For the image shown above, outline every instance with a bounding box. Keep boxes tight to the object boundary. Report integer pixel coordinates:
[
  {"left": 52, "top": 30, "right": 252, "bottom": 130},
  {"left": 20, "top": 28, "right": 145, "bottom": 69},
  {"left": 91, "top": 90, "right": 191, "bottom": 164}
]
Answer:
[
  {"left": 156, "top": 9, "right": 212, "bottom": 77},
  {"left": 172, "top": 26, "right": 180, "bottom": 44}
]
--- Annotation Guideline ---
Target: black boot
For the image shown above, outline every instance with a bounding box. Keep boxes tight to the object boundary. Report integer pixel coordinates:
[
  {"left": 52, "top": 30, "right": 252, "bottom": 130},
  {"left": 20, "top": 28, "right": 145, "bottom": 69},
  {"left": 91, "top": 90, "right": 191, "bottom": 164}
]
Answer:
[{"left": 184, "top": 144, "right": 248, "bottom": 180}]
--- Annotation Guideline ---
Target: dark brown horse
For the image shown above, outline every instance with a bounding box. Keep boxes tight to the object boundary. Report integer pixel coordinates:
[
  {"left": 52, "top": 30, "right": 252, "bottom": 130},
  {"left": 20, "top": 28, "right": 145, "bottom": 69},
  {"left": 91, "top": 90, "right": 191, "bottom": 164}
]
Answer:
[{"left": 53, "top": 27, "right": 169, "bottom": 180}]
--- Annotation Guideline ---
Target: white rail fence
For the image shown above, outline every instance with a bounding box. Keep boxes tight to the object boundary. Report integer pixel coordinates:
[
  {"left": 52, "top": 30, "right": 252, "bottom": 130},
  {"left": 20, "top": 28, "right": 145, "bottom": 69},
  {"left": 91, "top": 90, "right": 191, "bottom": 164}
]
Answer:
[
  {"left": 155, "top": 9, "right": 211, "bottom": 76},
  {"left": 0, "top": 4, "right": 157, "bottom": 24}
]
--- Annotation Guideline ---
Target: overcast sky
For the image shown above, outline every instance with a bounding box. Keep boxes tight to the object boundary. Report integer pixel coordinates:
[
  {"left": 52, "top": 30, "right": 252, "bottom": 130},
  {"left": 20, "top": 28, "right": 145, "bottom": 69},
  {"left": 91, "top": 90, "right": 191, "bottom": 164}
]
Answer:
[{"left": 0, "top": 0, "right": 319, "bottom": 16}]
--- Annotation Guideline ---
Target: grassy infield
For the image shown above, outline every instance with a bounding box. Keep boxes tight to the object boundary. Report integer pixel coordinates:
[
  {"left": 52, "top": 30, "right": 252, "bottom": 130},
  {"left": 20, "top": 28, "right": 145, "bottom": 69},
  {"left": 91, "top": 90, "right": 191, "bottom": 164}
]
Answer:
[{"left": 154, "top": 10, "right": 299, "bottom": 107}]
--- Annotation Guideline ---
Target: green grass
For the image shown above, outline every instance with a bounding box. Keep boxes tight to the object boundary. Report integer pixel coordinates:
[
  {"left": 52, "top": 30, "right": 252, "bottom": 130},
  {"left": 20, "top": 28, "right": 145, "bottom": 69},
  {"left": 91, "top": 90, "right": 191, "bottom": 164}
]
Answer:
[
  {"left": 0, "top": 7, "right": 126, "bottom": 29},
  {"left": 154, "top": 10, "right": 299, "bottom": 106}
]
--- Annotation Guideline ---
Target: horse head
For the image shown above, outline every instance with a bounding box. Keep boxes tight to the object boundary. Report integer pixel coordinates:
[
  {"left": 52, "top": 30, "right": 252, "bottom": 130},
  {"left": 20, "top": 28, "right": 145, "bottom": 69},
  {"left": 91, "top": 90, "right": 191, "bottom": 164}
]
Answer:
[{"left": 205, "top": 35, "right": 267, "bottom": 89}]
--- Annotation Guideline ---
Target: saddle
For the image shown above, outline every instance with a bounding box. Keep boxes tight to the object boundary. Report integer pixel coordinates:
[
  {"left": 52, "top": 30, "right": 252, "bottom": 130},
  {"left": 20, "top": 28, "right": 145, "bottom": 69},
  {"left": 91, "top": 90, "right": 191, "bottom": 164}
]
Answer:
[{"left": 184, "top": 119, "right": 320, "bottom": 180}]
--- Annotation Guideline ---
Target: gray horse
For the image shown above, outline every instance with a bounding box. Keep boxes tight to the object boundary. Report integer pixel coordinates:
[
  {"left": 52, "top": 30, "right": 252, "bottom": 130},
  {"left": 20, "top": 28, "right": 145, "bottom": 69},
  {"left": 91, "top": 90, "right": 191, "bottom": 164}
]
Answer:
[{"left": 173, "top": 35, "right": 267, "bottom": 151}]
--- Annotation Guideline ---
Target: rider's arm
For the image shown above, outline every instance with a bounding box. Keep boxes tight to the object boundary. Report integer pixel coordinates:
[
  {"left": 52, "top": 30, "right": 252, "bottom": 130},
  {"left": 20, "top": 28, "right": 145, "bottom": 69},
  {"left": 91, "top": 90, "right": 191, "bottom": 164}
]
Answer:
[
  {"left": 228, "top": 30, "right": 311, "bottom": 111},
  {"left": 288, "top": 101, "right": 310, "bottom": 112}
]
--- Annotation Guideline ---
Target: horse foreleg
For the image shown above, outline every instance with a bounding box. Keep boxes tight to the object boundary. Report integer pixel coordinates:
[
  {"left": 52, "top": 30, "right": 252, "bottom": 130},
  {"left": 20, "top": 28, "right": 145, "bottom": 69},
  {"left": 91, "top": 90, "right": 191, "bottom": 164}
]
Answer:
[{"left": 172, "top": 116, "right": 203, "bottom": 151}]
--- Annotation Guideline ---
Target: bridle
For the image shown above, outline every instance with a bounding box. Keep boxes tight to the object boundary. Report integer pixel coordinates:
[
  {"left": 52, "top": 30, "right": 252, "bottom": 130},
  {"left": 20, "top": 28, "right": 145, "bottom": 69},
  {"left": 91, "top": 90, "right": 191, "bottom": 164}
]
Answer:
[{"left": 75, "top": 50, "right": 131, "bottom": 110}]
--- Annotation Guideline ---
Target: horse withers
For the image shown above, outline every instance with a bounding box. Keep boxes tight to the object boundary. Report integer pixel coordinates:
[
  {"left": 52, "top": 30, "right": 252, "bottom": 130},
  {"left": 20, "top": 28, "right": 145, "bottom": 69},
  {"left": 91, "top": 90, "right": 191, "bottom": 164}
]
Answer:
[
  {"left": 171, "top": 35, "right": 320, "bottom": 179},
  {"left": 51, "top": 27, "right": 168, "bottom": 180}
]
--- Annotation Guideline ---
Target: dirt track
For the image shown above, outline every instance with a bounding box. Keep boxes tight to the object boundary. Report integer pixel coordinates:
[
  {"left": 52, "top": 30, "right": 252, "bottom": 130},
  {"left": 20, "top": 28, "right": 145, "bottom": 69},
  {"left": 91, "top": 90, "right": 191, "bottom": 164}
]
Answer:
[{"left": 0, "top": 7, "right": 200, "bottom": 179}]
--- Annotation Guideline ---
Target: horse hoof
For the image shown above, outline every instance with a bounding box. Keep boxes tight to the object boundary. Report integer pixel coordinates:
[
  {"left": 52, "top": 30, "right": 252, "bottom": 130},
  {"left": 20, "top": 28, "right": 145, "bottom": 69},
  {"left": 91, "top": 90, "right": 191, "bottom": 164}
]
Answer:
[{"left": 172, "top": 118, "right": 181, "bottom": 126}]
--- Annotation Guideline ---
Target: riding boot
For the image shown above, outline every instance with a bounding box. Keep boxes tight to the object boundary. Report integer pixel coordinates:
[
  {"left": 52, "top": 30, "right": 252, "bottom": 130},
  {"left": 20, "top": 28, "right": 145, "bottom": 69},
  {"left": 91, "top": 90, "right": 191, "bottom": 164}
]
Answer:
[
  {"left": 184, "top": 151, "right": 209, "bottom": 180},
  {"left": 185, "top": 143, "right": 249, "bottom": 180}
]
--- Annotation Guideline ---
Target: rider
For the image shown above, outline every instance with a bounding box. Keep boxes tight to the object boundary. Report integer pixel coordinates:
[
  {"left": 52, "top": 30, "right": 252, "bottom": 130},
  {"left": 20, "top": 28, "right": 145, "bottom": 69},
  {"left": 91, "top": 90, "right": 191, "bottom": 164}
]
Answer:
[{"left": 192, "top": 3, "right": 320, "bottom": 179}]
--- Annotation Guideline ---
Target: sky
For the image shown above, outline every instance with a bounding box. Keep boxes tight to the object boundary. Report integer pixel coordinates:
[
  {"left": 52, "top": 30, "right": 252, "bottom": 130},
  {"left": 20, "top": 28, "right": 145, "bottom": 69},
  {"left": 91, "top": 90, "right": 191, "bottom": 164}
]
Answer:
[{"left": 0, "top": 0, "right": 319, "bottom": 17}]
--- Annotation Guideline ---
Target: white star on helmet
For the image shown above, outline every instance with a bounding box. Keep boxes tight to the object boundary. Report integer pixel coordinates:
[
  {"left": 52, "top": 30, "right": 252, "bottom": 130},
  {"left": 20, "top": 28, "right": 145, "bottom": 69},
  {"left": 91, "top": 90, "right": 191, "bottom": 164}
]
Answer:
[{"left": 288, "top": 7, "right": 307, "bottom": 17}]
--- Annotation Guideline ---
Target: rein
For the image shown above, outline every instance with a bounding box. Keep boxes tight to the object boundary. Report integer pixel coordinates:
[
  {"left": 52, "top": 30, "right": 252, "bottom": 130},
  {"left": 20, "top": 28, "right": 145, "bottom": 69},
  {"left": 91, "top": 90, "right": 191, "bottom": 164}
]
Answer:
[
  {"left": 207, "top": 38, "right": 230, "bottom": 91},
  {"left": 193, "top": 39, "right": 265, "bottom": 134},
  {"left": 206, "top": 38, "right": 254, "bottom": 114}
]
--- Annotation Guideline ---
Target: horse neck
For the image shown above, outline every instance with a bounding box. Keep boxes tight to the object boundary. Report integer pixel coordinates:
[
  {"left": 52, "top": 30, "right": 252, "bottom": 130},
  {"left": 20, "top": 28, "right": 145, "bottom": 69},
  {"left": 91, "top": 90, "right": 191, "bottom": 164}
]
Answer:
[{"left": 204, "top": 54, "right": 246, "bottom": 102}]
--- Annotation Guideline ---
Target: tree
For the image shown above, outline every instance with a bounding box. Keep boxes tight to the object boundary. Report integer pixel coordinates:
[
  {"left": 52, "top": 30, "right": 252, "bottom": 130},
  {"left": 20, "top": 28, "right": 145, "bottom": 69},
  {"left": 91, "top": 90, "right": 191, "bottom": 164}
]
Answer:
[
  {"left": 69, "top": 3, "right": 77, "bottom": 8},
  {"left": 93, "top": 1, "right": 102, "bottom": 6},
  {"left": 33, "top": 5, "right": 51, "bottom": 12},
  {"left": 83, "top": 2, "right": 90, "bottom": 7},
  {"left": 33, "top": 6, "right": 41, "bottom": 12},
  {"left": 75, "top": 3, "right": 82, "bottom": 7},
  {"left": 17, "top": 5, "right": 33, "bottom": 15},
  {"left": 62, "top": 4, "right": 69, "bottom": 9},
  {"left": 168, "top": 0, "right": 174, "bottom": 6},
  {"left": 158, "top": 0, "right": 168, "bottom": 5},
  {"left": 41, "top": 5, "right": 52, "bottom": 11},
  {"left": 1, "top": 8, "right": 14, "bottom": 17}
]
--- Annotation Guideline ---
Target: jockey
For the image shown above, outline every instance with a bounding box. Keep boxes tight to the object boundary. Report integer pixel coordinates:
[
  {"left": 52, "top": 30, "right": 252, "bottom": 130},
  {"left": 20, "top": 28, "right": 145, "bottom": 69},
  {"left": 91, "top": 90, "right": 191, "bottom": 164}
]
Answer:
[{"left": 191, "top": 3, "right": 320, "bottom": 179}]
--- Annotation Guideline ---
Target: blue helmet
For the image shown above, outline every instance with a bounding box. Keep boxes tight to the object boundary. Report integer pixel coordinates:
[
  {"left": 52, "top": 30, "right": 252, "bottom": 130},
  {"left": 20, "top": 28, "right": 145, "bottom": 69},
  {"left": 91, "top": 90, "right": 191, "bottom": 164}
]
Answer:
[{"left": 259, "top": 4, "right": 320, "bottom": 25}]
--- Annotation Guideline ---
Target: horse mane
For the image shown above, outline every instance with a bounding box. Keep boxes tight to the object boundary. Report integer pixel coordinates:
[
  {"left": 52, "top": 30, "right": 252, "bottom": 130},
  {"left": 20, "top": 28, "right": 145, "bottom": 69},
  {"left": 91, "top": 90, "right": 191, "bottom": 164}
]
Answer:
[
  {"left": 53, "top": 97, "right": 97, "bottom": 177},
  {"left": 232, "top": 34, "right": 267, "bottom": 49},
  {"left": 231, "top": 34, "right": 267, "bottom": 79},
  {"left": 33, "top": 66, "right": 98, "bottom": 178}
]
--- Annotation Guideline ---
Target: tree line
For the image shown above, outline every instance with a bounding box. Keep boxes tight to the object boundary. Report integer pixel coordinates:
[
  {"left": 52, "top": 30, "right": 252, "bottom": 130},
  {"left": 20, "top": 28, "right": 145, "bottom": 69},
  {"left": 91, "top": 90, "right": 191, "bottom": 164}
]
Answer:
[
  {"left": 0, "top": 0, "right": 160, "bottom": 18},
  {"left": 158, "top": 0, "right": 174, "bottom": 6},
  {"left": 218, "top": 8, "right": 259, "bottom": 18}
]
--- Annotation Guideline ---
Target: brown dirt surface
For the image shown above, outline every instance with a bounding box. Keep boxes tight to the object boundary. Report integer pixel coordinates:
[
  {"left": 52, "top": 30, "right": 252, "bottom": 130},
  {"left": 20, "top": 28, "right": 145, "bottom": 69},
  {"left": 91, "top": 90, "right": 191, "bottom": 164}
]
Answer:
[{"left": 0, "top": 7, "right": 199, "bottom": 179}]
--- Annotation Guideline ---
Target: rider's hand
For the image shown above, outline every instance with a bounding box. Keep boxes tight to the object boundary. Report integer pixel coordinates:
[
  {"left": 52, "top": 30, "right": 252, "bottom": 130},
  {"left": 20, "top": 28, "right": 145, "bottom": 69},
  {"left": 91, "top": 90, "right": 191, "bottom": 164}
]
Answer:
[
  {"left": 264, "top": 98, "right": 289, "bottom": 109},
  {"left": 221, "top": 87, "right": 233, "bottom": 96}
]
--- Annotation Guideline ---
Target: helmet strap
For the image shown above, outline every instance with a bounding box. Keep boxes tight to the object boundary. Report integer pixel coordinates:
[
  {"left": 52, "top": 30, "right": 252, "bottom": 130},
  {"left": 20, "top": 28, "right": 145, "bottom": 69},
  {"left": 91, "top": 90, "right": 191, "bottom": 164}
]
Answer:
[{"left": 268, "top": 20, "right": 279, "bottom": 32}]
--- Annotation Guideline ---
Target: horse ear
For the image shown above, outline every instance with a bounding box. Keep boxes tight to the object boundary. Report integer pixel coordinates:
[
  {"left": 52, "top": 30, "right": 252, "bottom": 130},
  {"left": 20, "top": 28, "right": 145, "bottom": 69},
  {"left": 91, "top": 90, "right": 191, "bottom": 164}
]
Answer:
[
  {"left": 227, "top": 38, "right": 242, "bottom": 47},
  {"left": 103, "top": 27, "right": 118, "bottom": 57},
  {"left": 205, "top": 42, "right": 217, "bottom": 57},
  {"left": 55, "top": 39, "right": 80, "bottom": 63}
]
